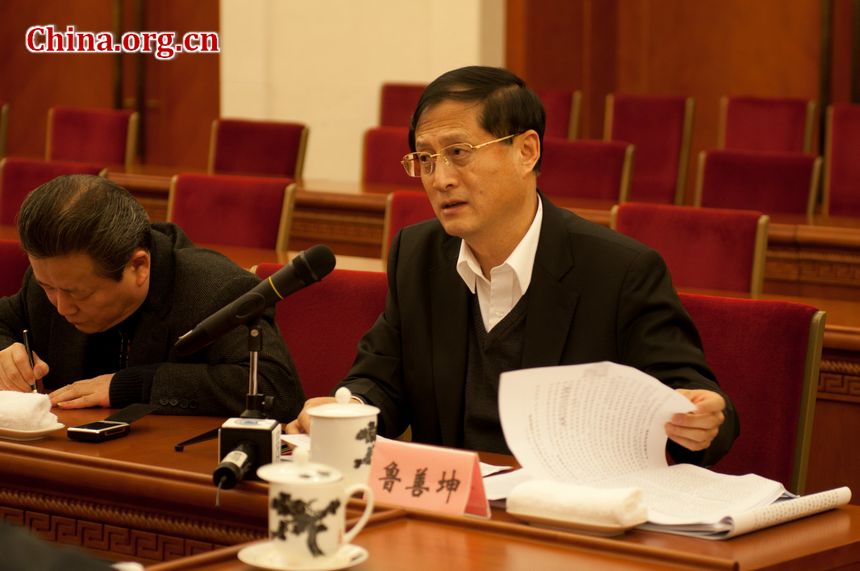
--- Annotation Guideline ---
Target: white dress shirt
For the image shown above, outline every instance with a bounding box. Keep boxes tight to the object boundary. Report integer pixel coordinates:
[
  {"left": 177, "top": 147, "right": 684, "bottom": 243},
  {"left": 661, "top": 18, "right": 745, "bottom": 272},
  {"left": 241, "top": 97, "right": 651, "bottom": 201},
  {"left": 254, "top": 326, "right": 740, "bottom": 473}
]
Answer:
[{"left": 456, "top": 198, "right": 543, "bottom": 332}]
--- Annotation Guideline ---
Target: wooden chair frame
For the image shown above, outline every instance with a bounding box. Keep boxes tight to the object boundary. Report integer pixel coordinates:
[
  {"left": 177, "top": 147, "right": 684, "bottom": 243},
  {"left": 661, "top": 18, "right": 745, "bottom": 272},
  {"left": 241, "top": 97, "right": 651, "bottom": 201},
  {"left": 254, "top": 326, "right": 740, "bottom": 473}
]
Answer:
[
  {"left": 207, "top": 119, "right": 309, "bottom": 182},
  {"left": 794, "top": 309, "right": 826, "bottom": 493},
  {"left": 617, "top": 144, "right": 636, "bottom": 203},
  {"left": 0, "top": 102, "right": 8, "bottom": 159},
  {"left": 603, "top": 95, "right": 695, "bottom": 205},
  {"left": 567, "top": 90, "right": 583, "bottom": 140}
]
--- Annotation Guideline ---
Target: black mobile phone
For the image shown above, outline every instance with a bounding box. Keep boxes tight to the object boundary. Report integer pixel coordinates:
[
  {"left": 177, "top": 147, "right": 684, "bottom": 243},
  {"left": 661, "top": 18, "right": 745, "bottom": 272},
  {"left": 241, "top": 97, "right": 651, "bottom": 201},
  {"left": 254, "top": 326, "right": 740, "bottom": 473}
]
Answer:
[{"left": 67, "top": 420, "right": 131, "bottom": 442}]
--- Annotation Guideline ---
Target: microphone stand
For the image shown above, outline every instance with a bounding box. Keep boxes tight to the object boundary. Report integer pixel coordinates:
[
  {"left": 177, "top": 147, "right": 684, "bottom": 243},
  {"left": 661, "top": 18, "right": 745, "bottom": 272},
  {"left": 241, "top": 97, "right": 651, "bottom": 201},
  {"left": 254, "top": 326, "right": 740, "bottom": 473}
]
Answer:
[{"left": 174, "top": 319, "right": 272, "bottom": 451}]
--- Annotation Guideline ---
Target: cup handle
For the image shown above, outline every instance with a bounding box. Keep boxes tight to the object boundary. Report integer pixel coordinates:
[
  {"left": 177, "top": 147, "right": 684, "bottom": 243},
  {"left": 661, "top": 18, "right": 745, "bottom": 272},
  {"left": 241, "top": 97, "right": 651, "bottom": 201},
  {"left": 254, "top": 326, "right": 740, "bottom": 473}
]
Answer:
[{"left": 343, "top": 483, "right": 374, "bottom": 545}]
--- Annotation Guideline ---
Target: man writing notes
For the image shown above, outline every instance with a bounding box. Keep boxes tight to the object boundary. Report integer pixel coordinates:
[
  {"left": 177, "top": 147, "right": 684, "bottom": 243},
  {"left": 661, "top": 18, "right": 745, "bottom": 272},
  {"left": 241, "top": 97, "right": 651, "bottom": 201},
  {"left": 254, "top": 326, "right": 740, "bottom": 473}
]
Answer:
[
  {"left": 0, "top": 175, "right": 304, "bottom": 420},
  {"left": 288, "top": 66, "right": 738, "bottom": 465}
]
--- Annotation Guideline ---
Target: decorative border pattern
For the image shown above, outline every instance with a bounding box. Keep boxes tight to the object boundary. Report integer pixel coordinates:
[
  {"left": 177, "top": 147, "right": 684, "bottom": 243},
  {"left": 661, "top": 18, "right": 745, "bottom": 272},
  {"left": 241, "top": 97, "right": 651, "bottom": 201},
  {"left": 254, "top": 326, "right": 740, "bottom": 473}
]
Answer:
[{"left": 0, "top": 489, "right": 266, "bottom": 562}]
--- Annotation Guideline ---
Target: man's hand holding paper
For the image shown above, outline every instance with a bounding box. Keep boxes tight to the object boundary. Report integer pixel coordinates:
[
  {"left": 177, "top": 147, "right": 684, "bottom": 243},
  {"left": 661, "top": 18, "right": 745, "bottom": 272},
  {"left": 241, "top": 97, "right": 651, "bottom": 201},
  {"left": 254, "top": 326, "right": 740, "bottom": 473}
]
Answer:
[{"left": 667, "top": 389, "right": 726, "bottom": 452}]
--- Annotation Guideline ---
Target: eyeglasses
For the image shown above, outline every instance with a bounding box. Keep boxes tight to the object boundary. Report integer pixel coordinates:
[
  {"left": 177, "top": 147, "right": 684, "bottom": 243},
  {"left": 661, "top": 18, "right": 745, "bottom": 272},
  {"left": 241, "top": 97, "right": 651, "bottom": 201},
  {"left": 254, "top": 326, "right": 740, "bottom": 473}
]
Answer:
[{"left": 400, "top": 134, "right": 518, "bottom": 177}]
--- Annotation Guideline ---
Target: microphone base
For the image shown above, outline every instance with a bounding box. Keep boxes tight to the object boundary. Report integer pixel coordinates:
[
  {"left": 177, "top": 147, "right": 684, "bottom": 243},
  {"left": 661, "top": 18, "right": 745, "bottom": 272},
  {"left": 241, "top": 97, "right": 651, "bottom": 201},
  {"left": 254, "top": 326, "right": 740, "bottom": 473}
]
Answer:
[
  {"left": 240, "top": 393, "right": 271, "bottom": 419},
  {"left": 218, "top": 418, "right": 282, "bottom": 483}
]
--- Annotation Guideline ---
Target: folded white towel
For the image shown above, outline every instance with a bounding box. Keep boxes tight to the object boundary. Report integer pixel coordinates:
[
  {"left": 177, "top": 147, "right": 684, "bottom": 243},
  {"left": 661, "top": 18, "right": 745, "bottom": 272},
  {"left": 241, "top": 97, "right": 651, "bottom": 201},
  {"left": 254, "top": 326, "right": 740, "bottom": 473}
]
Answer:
[
  {"left": 0, "top": 391, "right": 58, "bottom": 430},
  {"left": 507, "top": 479, "right": 648, "bottom": 529}
]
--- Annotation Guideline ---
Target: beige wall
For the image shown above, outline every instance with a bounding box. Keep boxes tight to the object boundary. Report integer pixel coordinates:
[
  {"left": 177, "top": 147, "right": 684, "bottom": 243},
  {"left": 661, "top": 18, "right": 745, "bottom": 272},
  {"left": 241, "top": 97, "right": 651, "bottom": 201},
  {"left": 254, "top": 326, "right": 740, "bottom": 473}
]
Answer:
[{"left": 220, "top": 0, "right": 505, "bottom": 183}]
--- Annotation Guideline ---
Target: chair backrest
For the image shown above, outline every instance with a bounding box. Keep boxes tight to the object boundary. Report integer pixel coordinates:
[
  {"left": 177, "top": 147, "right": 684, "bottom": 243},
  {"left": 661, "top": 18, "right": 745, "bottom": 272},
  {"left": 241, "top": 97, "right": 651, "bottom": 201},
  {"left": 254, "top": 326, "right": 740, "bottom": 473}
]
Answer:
[
  {"left": 379, "top": 84, "right": 582, "bottom": 140},
  {"left": 0, "top": 239, "right": 30, "bottom": 297},
  {"left": 46, "top": 106, "right": 138, "bottom": 168},
  {"left": 362, "top": 126, "right": 424, "bottom": 189},
  {"left": 208, "top": 118, "right": 309, "bottom": 181},
  {"left": 539, "top": 139, "right": 634, "bottom": 201},
  {"left": 254, "top": 264, "right": 388, "bottom": 398},
  {"left": 0, "top": 157, "right": 105, "bottom": 225},
  {"left": 0, "top": 100, "right": 8, "bottom": 158},
  {"left": 536, "top": 89, "right": 582, "bottom": 139},
  {"left": 381, "top": 190, "right": 435, "bottom": 262},
  {"left": 611, "top": 203, "right": 768, "bottom": 295},
  {"left": 167, "top": 173, "right": 295, "bottom": 250},
  {"left": 379, "top": 83, "right": 426, "bottom": 128},
  {"left": 604, "top": 94, "right": 694, "bottom": 204},
  {"left": 678, "top": 293, "right": 824, "bottom": 493},
  {"left": 694, "top": 150, "right": 821, "bottom": 219},
  {"left": 719, "top": 96, "right": 816, "bottom": 153},
  {"left": 823, "top": 104, "right": 860, "bottom": 217}
]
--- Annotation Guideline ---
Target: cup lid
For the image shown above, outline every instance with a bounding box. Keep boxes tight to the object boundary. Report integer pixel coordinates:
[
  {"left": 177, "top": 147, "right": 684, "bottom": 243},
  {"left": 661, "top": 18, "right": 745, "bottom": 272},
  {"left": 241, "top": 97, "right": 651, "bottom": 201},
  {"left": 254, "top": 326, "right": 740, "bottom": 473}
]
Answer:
[
  {"left": 308, "top": 387, "right": 380, "bottom": 419},
  {"left": 257, "top": 447, "right": 341, "bottom": 484}
]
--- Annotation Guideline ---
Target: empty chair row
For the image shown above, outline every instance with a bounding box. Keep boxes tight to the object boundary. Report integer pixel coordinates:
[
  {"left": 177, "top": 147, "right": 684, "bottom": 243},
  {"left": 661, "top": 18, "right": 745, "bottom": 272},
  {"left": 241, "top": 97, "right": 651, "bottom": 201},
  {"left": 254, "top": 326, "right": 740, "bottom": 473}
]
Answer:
[
  {"left": 380, "top": 83, "right": 581, "bottom": 139},
  {"left": 0, "top": 158, "right": 298, "bottom": 253},
  {"left": 367, "top": 127, "right": 826, "bottom": 219},
  {"left": 383, "top": 191, "right": 768, "bottom": 295},
  {"left": 0, "top": 104, "right": 309, "bottom": 181}
]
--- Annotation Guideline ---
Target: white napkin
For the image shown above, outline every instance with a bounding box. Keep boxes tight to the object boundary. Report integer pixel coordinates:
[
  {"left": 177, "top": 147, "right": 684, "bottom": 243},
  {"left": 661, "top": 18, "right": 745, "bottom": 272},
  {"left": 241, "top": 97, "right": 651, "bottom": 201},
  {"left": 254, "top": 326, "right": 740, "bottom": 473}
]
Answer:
[
  {"left": 0, "top": 391, "right": 58, "bottom": 430},
  {"left": 507, "top": 479, "right": 647, "bottom": 528}
]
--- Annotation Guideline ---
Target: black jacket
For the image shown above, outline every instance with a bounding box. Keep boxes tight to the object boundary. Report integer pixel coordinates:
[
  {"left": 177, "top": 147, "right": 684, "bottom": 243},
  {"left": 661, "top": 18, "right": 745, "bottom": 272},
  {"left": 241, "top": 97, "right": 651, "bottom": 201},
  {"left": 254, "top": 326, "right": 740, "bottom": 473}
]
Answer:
[
  {"left": 339, "top": 194, "right": 739, "bottom": 466},
  {"left": 0, "top": 223, "right": 305, "bottom": 421}
]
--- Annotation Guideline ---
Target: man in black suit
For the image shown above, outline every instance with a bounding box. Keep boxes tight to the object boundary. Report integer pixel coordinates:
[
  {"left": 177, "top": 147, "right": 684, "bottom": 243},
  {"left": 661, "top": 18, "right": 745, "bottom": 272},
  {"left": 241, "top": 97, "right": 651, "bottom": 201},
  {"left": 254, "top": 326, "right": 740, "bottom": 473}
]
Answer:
[
  {"left": 288, "top": 66, "right": 738, "bottom": 465},
  {"left": 0, "top": 175, "right": 304, "bottom": 421}
]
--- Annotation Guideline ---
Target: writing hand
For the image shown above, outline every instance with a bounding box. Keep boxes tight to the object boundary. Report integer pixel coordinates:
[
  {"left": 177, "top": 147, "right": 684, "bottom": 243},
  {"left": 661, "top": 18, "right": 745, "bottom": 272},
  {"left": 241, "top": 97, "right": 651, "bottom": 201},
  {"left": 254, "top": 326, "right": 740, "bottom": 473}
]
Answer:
[
  {"left": 0, "top": 343, "right": 49, "bottom": 392},
  {"left": 665, "top": 389, "right": 726, "bottom": 451},
  {"left": 49, "top": 374, "right": 113, "bottom": 408}
]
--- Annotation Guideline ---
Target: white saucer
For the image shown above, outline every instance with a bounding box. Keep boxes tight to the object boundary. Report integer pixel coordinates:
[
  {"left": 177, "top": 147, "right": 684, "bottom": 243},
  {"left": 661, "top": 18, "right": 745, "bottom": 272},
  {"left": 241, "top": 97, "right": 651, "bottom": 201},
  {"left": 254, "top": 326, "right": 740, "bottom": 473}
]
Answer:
[
  {"left": 0, "top": 423, "right": 65, "bottom": 441},
  {"left": 237, "top": 541, "right": 368, "bottom": 571}
]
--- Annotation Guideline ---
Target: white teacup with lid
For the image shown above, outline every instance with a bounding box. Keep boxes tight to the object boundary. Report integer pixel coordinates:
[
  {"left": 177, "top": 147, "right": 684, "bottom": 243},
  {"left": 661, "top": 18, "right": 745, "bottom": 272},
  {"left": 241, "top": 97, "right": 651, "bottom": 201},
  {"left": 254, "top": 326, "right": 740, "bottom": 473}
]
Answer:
[
  {"left": 256, "top": 447, "right": 374, "bottom": 566},
  {"left": 308, "top": 387, "right": 380, "bottom": 487}
]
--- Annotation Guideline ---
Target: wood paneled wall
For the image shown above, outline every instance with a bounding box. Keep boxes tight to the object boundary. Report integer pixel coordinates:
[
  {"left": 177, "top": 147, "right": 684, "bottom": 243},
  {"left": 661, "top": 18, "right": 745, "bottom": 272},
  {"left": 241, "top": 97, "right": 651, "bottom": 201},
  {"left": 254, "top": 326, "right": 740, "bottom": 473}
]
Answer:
[
  {"left": 506, "top": 0, "right": 853, "bottom": 204},
  {"left": 0, "top": 0, "right": 219, "bottom": 169},
  {"left": 0, "top": 0, "right": 115, "bottom": 159}
]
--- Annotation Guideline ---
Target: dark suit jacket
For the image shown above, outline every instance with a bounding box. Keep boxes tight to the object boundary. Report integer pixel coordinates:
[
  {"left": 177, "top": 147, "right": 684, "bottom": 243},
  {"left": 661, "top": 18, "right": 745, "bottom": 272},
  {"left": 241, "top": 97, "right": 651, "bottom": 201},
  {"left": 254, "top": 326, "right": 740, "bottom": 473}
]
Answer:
[
  {"left": 0, "top": 223, "right": 305, "bottom": 421},
  {"left": 340, "top": 194, "right": 739, "bottom": 466}
]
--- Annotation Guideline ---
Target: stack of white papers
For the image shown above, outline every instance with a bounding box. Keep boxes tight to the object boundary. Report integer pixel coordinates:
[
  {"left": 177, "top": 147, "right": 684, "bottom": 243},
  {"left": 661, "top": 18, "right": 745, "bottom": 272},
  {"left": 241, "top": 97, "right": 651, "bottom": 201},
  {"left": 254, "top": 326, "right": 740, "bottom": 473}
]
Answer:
[{"left": 493, "top": 362, "right": 850, "bottom": 539}]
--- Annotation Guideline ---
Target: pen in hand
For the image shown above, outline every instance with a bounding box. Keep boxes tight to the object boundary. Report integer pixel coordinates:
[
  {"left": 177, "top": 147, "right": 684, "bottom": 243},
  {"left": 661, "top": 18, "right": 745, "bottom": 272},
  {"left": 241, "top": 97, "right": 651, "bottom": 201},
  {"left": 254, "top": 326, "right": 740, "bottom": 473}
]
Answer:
[{"left": 22, "top": 329, "right": 38, "bottom": 393}]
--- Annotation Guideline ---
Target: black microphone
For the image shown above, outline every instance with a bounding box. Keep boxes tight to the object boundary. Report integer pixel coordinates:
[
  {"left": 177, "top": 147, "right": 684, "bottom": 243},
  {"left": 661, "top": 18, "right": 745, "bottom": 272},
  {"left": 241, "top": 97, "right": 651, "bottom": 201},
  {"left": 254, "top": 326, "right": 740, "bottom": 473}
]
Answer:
[{"left": 175, "top": 244, "right": 336, "bottom": 355}]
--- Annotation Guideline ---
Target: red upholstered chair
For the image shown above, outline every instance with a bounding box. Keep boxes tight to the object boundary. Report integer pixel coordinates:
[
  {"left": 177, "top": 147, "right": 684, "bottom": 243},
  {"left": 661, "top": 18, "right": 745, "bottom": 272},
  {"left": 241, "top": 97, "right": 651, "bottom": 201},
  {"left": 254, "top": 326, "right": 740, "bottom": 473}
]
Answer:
[
  {"left": 167, "top": 174, "right": 295, "bottom": 250},
  {"left": 46, "top": 106, "right": 138, "bottom": 168},
  {"left": 254, "top": 265, "right": 388, "bottom": 398},
  {"left": 718, "top": 96, "right": 816, "bottom": 153},
  {"left": 362, "top": 126, "right": 423, "bottom": 189},
  {"left": 678, "top": 293, "right": 824, "bottom": 493},
  {"left": 381, "top": 190, "right": 435, "bottom": 262},
  {"left": 0, "top": 157, "right": 105, "bottom": 225},
  {"left": 208, "top": 118, "right": 309, "bottom": 181},
  {"left": 823, "top": 104, "right": 860, "bottom": 217},
  {"left": 379, "top": 83, "right": 426, "bottom": 128},
  {"left": 604, "top": 94, "right": 694, "bottom": 204},
  {"left": 0, "top": 239, "right": 30, "bottom": 297},
  {"left": 694, "top": 150, "right": 821, "bottom": 219},
  {"left": 539, "top": 139, "right": 634, "bottom": 201},
  {"left": 536, "top": 89, "right": 582, "bottom": 140},
  {"left": 0, "top": 100, "right": 8, "bottom": 158},
  {"left": 611, "top": 203, "right": 768, "bottom": 294}
]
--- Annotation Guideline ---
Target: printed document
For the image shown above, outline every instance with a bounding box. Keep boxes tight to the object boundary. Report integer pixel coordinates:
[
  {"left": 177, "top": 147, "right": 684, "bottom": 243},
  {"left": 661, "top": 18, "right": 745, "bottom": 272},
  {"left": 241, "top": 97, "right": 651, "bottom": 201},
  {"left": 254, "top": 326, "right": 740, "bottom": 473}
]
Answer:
[{"left": 496, "top": 362, "right": 850, "bottom": 539}]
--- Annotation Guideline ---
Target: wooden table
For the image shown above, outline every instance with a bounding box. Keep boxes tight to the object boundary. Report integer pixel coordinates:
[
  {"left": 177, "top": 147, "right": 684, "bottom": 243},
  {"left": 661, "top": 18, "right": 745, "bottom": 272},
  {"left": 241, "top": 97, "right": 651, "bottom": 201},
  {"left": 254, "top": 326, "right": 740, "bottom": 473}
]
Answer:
[
  {"left": 2, "top": 410, "right": 860, "bottom": 570},
  {"left": 2, "top": 224, "right": 859, "bottom": 502}
]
